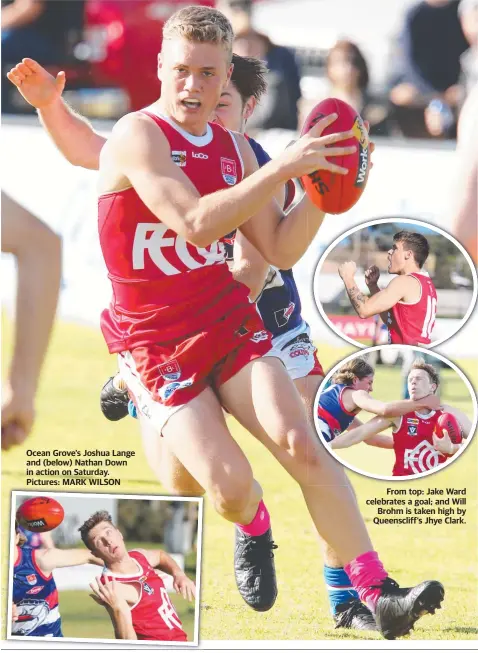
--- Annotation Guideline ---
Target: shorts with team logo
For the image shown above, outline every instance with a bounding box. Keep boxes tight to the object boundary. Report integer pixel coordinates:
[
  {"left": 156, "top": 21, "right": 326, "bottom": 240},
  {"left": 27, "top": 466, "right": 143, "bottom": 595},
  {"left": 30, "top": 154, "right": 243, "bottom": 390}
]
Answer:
[
  {"left": 264, "top": 321, "right": 324, "bottom": 380},
  {"left": 118, "top": 306, "right": 271, "bottom": 434}
]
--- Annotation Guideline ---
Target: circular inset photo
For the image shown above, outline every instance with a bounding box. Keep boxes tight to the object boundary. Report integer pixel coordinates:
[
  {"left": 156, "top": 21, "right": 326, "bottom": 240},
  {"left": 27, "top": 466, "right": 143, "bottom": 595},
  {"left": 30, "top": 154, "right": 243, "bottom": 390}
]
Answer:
[
  {"left": 313, "top": 346, "right": 477, "bottom": 481},
  {"left": 314, "top": 218, "right": 477, "bottom": 348}
]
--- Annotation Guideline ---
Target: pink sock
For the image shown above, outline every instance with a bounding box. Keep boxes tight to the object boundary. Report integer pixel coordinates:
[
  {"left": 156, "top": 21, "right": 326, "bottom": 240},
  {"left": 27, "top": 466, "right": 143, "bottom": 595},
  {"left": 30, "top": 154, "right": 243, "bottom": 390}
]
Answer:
[
  {"left": 344, "top": 550, "right": 388, "bottom": 612},
  {"left": 237, "top": 500, "right": 270, "bottom": 536}
]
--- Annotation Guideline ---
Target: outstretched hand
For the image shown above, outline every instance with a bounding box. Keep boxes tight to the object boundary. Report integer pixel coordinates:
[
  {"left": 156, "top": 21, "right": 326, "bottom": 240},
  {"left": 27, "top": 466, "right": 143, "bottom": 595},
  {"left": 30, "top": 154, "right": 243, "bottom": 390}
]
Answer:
[{"left": 7, "top": 58, "right": 65, "bottom": 109}]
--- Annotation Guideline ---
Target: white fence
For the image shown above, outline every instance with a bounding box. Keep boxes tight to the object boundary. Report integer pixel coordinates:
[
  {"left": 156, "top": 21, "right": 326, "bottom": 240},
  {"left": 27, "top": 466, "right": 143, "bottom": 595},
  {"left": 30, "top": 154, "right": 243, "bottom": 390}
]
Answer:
[{"left": 2, "top": 118, "right": 476, "bottom": 359}]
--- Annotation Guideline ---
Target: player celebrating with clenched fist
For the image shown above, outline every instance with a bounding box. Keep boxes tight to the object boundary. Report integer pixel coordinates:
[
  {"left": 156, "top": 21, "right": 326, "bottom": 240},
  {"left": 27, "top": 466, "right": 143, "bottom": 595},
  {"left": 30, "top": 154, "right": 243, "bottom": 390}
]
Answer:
[{"left": 339, "top": 231, "right": 437, "bottom": 345}]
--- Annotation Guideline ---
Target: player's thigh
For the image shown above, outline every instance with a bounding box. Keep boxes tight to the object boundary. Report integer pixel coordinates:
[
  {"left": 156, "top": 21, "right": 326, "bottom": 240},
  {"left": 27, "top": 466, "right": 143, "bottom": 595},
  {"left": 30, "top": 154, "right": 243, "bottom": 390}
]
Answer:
[
  {"left": 294, "top": 374, "right": 323, "bottom": 423},
  {"left": 219, "top": 356, "right": 321, "bottom": 461},
  {"left": 162, "top": 387, "right": 254, "bottom": 501},
  {"left": 139, "top": 416, "right": 205, "bottom": 496}
]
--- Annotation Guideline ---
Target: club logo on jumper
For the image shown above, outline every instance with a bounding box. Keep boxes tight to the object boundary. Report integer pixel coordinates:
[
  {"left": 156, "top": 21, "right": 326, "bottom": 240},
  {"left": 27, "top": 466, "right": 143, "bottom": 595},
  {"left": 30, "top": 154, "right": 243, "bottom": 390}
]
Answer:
[
  {"left": 274, "top": 302, "right": 295, "bottom": 328},
  {"left": 159, "top": 379, "right": 193, "bottom": 401},
  {"left": 158, "top": 359, "right": 181, "bottom": 381},
  {"left": 408, "top": 425, "right": 418, "bottom": 436},
  {"left": 12, "top": 600, "right": 50, "bottom": 636},
  {"left": 26, "top": 574, "right": 37, "bottom": 586},
  {"left": 192, "top": 152, "right": 208, "bottom": 159},
  {"left": 26, "top": 519, "right": 46, "bottom": 529},
  {"left": 221, "top": 158, "right": 237, "bottom": 185},
  {"left": 251, "top": 330, "right": 269, "bottom": 343},
  {"left": 404, "top": 441, "right": 440, "bottom": 474},
  {"left": 143, "top": 581, "right": 155, "bottom": 595},
  {"left": 26, "top": 585, "right": 44, "bottom": 595},
  {"left": 171, "top": 150, "right": 187, "bottom": 167},
  {"left": 352, "top": 116, "right": 369, "bottom": 188}
]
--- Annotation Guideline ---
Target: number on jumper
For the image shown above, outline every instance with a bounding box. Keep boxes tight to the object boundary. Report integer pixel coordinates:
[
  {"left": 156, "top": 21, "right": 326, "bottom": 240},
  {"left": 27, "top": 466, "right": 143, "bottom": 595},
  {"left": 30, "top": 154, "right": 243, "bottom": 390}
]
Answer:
[{"left": 421, "top": 296, "right": 437, "bottom": 339}]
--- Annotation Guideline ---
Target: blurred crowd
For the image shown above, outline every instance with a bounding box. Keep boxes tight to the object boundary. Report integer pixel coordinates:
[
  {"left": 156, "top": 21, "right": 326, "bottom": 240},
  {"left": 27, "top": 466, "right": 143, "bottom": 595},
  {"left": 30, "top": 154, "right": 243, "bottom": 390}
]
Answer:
[{"left": 2, "top": 0, "right": 477, "bottom": 140}]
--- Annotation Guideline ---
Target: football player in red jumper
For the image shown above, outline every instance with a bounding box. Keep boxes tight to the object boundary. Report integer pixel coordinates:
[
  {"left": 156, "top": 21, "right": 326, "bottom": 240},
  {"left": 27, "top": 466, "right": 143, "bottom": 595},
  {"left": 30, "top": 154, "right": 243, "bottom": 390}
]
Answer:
[
  {"left": 80, "top": 511, "right": 194, "bottom": 641},
  {"left": 339, "top": 231, "right": 438, "bottom": 345}
]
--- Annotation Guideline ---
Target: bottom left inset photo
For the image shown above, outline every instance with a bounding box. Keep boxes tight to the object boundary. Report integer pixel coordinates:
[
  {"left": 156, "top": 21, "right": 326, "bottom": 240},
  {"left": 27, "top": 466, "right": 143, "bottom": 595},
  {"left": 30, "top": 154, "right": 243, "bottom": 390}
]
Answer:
[{"left": 8, "top": 491, "right": 202, "bottom": 645}]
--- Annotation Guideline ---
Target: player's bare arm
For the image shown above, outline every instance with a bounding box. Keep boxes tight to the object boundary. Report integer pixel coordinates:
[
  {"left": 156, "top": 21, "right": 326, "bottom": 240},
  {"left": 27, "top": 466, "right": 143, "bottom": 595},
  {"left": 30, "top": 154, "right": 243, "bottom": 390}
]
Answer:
[
  {"left": 139, "top": 548, "right": 196, "bottom": 601},
  {"left": 338, "top": 262, "right": 416, "bottom": 319},
  {"left": 90, "top": 576, "right": 137, "bottom": 640},
  {"left": 330, "top": 415, "right": 393, "bottom": 450},
  {"left": 231, "top": 232, "right": 271, "bottom": 300},
  {"left": 235, "top": 125, "right": 357, "bottom": 268},
  {"left": 1, "top": 194, "right": 61, "bottom": 450},
  {"left": 364, "top": 265, "right": 389, "bottom": 323},
  {"left": 231, "top": 180, "right": 286, "bottom": 299},
  {"left": 34, "top": 547, "right": 104, "bottom": 572},
  {"left": 7, "top": 59, "right": 105, "bottom": 169},
  {"left": 101, "top": 111, "right": 355, "bottom": 251},
  {"left": 349, "top": 389, "right": 442, "bottom": 417}
]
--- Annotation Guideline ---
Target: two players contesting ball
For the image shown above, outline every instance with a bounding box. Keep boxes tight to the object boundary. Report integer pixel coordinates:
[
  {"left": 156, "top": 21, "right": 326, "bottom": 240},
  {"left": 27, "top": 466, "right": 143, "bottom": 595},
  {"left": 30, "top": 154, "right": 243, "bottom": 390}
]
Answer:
[
  {"left": 316, "top": 357, "right": 471, "bottom": 476},
  {"left": 8, "top": 6, "right": 445, "bottom": 639},
  {"left": 13, "top": 496, "right": 195, "bottom": 640}
]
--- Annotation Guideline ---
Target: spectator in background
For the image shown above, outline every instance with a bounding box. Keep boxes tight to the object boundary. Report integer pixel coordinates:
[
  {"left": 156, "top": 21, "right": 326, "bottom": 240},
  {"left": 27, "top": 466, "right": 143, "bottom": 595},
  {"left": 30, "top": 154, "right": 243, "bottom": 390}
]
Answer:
[
  {"left": 299, "top": 40, "right": 390, "bottom": 136},
  {"left": 217, "top": 0, "right": 301, "bottom": 130},
  {"left": 1, "top": 193, "right": 62, "bottom": 451},
  {"left": 388, "top": 0, "right": 469, "bottom": 139},
  {"left": 458, "top": 0, "right": 478, "bottom": 94}
]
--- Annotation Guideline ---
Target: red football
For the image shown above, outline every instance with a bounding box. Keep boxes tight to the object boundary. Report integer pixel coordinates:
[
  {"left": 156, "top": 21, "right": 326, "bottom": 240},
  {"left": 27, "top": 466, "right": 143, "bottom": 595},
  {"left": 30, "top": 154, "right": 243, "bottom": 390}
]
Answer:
[
  {"left": 300, "top": 98, "right": 371, "bottom": 214},
  {"left": 435, "top": 412, "right": 463, "bottom": 444},
  {"left": 16, "top": 496, "right": 64, "bottom": 533}
]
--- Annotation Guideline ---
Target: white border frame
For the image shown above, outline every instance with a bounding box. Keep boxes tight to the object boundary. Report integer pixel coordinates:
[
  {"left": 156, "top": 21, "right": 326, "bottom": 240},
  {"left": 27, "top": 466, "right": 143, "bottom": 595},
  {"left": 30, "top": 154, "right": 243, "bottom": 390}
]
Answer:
[
  {"left": 7, "top": 490, "right": 204, "bottom": 647},
  {"left": 313, "top": 345, "right": 478, "bottom": 482},
  {"left": 313, "top": 218, "right": 478, "bottom": 350}
]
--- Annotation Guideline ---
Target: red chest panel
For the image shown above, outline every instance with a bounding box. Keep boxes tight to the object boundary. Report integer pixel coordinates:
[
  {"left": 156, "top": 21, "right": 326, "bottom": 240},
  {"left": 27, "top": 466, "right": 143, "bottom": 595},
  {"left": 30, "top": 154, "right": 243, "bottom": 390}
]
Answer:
[
  {"left": 392, "top": 410, "right": 446, "bottom": 476},
  {"left": 387, "top": 273, "right": 437, "bottom": 345},
  {"left": 98, "top": 111, "right": 249, "bottom": 352},
  {"left": 103, "top": 550, "right": 187, "bottom": 642}
]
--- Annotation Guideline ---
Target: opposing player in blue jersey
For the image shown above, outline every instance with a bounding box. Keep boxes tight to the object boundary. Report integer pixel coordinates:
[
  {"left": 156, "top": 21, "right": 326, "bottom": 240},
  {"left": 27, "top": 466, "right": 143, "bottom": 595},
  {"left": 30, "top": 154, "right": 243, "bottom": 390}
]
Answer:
[
  {"left": 12, "top": 522, "right": 102, "bottom": 637},
  {"left": 316, "top": 357, "right": 442, "bottom": 446}
]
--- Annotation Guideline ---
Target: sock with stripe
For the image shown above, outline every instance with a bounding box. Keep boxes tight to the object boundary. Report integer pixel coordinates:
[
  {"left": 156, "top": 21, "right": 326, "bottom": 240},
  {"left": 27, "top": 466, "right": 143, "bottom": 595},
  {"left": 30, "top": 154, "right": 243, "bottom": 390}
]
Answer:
[{"left": 324, "top": 565, "right": 359, "bottom": 615}]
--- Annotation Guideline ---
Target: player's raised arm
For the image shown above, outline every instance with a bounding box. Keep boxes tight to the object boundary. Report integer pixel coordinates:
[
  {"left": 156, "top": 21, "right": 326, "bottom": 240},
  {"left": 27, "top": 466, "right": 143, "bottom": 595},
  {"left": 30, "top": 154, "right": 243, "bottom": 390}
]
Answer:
[
  {"left": 105, "top": 111, "right": 355, "bottom": 252},
  {"left": 34, "top": 547, "right": 104, "bottom": 572},
  {"left": 364, "top": 265, "right": 390, "bottom": 324},
  {"left": 7, "top": 59, "right": 106, "bottom": 169},
  {"left": 331, "top": 416, "right": 393, "bottom": 449},
  {"left": 139, "top": 548, "right": 196, "bottom": 601},
  {"left": 350, "top": 389, "right": 442, "bottom": 418},
  {"left": 338, "top": 263, "right": 412, "bottom": 319},
  {"left": 90, "top": 576, "right": 137, "bottom": 640}
]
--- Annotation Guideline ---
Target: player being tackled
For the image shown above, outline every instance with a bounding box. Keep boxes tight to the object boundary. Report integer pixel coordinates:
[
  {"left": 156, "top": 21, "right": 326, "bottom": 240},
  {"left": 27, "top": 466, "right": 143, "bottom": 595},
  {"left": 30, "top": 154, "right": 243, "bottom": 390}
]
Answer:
[{"left": 326, "top": 358, "right": 472, "bottom": 477}]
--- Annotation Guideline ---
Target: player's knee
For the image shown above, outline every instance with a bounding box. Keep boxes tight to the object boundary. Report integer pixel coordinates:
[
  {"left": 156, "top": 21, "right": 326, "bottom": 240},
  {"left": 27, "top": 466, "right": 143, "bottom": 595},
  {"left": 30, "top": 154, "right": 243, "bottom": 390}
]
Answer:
[
  {"left": 209, "top": 471, "right": 254, "bottom": 518},
  {"left": 282, "top": 427, "right": 322, "bottom": 468}
]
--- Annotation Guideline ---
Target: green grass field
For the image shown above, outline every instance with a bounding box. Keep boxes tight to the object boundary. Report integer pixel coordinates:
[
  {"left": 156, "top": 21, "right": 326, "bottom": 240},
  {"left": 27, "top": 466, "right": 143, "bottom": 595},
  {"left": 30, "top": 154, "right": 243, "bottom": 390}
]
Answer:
[{"left": 2, "top": 318, "right": 478, "bottom": 641}]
